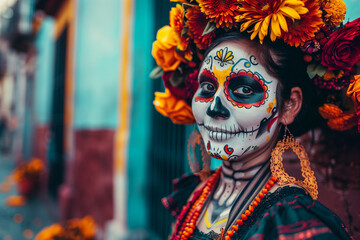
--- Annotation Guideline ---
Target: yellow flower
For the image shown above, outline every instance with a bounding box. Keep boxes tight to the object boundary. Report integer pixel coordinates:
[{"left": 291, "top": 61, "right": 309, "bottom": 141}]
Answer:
[
  {"left": 153, "top": 89, "right": 196, "bottom": 124},
  {"left": 282, "top": 0, "right": 323, "bottom": 47},
  {"left": 323, "top": 0, "right": 346, "bottom": 27},
  {"left": 236, "top": 0, "right": 309, "bottom": 43},
  {"left": 152, "top": 26, "right": 183, "bottom": 71}
]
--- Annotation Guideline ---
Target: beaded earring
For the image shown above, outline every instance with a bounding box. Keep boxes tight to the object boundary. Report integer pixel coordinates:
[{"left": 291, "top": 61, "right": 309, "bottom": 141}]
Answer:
[
  {"left": 187, "top": 127, "right": 211, "bottom": 181},
  {"left": 270, "top": 126, "right": 318, "bottom": 200}
]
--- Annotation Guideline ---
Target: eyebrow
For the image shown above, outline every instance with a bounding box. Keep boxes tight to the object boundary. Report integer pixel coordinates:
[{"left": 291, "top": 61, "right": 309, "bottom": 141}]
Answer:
[{"left": 198, "top": 69, "right": 218, "bottom": 84}]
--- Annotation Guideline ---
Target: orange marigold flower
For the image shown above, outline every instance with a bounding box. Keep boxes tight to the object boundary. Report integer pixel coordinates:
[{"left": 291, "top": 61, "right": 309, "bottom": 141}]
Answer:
[
  {"left": 323, "top": 0, "right": 346, "bottom": 27},
  {"left": 327, "top": 113, "right": 357, "bottom": 131},
  {"left": 185, "top": 6, "right": 216, "bottom": 50},
  {"left": 236, "top": 0, "right": 309, "bottom": 44},
  {"left": 170, "top": 4, "right": 191, "bottom": 54},
  {"left": 34, "top": 224, "right": 63, "bottom": 240},
  {"left": 282, "top": 0, "right": 323, "bottom": 47},
  {"left": 153, "top": 88, "right": 196, "bottom": 124},
  {"left": 347, "top": 75, "right": 360, "bottom": 105},
  {"left": 35, "top": 216, "right": 97, "bottom": 240},
  {"left": 13, "top": 158, "right": 45, "bottom": 182},
  {"left": 66, "top": 216, "right": 97, "bottom": 239},
  {"left": 318, "top": 103, "right": 343, "bottom": 119},
  {"left": 197, "top": 0, "right": 240, "bottom": 29},
  {"left": 170, "top": 4, "right": 184, "bottom": 33},
  {"left": 6, "top": 195, "right": 26, "bottom": 207},
  {"left": 152, "top": 26, "right": 183, "bottom": 71},
  {"left": 171, "top": 0, "right": 196, "bottom": 3},
  {"left": 323, "top": 70, "right": 344, "bottom": 80}
]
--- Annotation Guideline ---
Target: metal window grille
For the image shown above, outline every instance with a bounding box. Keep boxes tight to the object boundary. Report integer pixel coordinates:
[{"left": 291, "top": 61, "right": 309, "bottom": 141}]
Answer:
[{"left": 147, "top": 2, "right": 185, "bottom": 239}]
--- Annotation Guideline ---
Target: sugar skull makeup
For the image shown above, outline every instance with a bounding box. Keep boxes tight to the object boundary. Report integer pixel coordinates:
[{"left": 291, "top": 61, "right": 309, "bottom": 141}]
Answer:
[{"left": 192, "top": 41, "right": 280, "bottom": 161}]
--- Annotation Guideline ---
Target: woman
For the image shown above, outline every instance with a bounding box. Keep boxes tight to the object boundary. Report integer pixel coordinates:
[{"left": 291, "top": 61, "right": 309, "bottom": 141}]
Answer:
[{"left": 152, "top": 1, "right": 359, "bottom": 239}]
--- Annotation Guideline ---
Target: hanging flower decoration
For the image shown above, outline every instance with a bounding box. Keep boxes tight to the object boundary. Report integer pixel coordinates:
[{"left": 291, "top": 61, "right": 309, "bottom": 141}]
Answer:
[{"left": 150, "top": 1, "right": 360, "bottom": 130}]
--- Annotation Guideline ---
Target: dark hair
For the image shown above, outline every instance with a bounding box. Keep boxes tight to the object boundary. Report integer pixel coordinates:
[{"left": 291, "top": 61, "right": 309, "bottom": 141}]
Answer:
[{"left": 203, "top": 32, "right": 321, "bottom": 136}]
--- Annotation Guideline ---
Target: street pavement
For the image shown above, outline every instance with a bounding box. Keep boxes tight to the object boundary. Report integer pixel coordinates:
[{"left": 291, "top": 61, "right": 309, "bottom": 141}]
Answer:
[{"left": 0, "top": 154, "right": 58, "bottom": 240}]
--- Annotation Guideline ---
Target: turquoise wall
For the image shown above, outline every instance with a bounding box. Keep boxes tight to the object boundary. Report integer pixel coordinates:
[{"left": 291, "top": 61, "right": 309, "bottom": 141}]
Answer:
[
  {"left": 34, "top": 17, "right": 55, "bottom": 125},
  {"left": 344, "top": 0, "right": 360, "bottom": 21},
  {"left": 74, "top": 0, "right": 121, "bottom": 129},
  {"left": 127, "top": 0, "right": 154, "bottom": 230}
]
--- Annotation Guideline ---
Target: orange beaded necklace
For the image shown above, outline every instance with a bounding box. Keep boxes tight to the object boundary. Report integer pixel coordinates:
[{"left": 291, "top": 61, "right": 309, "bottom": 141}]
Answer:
[{"left": 175, "top": 168, "right": 277, "bottom": 240}]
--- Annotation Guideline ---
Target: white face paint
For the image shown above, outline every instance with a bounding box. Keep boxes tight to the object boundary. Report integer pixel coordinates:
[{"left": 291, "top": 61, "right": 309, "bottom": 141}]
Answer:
[{"left": 192, "top": 41, "right": 280, "bottom": 161}]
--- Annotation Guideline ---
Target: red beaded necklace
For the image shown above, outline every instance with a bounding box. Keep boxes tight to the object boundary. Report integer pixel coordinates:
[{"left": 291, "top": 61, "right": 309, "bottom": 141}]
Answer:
[{"left": 175, "top": 168, "right": 277, "bottom": 240}]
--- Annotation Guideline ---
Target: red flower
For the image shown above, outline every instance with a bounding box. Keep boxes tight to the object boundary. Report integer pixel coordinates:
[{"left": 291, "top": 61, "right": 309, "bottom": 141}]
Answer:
[
  {"left": 185, "top": 70, "right": 199, "bottom": 102},
  {"left": 185, "top": 6, "right": 216, "bottom": 50},
  {"left": 162, "top": 70, "right": 199, "bottom": 104},
  {"left": 321, "top": 18, "right": 360, "bottom": 71}
]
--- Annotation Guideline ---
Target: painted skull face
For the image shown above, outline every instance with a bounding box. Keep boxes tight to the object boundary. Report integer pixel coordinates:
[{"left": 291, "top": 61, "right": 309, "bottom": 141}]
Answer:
[{"left": 192, "top": 41, "right": 280, "bottom": 161}]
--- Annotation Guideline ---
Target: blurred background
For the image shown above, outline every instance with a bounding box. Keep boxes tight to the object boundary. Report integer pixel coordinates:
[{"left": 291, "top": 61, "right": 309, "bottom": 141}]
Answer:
[{"left": 0, "top": 0, "right": 359, "bottom": 239}]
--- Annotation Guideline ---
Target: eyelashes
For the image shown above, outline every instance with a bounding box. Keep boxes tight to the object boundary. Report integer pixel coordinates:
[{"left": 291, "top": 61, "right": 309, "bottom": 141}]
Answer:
[
  {"left": 199, "top": 82, "right": 216, "bottom": 98},
  {"left": 233, "top": 86, "right": 254, "bottom": 96},
  {"left": 195, "top": 69, "right": 268, "bottom": 108},
  {"left": 198, "top": 69, "right": 218, "bottom": 98},
  {"left": 227, "top": 75, "right": 264, "bottom": 93},
  {"left": 224, "top": 71, "right": 268, "bottom": 108}
]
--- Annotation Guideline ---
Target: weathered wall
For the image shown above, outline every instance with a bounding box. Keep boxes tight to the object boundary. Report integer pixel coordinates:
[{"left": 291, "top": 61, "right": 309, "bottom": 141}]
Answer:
[
  {"left": 59, "top": 0, "right": 122, "bottom": 229},
  {"left": 289, "top": 129, "right": 360, "bottom": 239}
]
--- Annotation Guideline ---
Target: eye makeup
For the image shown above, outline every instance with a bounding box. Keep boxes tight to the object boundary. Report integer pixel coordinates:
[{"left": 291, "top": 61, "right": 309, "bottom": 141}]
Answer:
[
  {"left": 195, "top": 69, "right": 219, "bottom": 102},
  {"left": 224, "top": 70, "right": 268, "bottom": 108}
]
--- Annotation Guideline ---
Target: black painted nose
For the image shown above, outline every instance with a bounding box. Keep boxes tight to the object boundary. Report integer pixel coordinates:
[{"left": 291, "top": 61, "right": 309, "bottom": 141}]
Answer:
[{"left": 206, "top": 97, "right": 230, "bottom": 119}]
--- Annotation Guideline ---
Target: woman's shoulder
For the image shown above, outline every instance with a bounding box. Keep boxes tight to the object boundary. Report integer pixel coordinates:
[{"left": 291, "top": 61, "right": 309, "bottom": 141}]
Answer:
[
  {"left": 162, "top": 173, "right": 203, "bottom": 218},
  {"left": 238, "top": 186, "right": 352, "bottom": 240}
]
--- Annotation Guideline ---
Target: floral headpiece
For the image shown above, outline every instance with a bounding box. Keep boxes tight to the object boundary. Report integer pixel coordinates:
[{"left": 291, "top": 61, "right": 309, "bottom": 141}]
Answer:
[{"left": 151, "top": 0, "right": 360, "bottom": 133}]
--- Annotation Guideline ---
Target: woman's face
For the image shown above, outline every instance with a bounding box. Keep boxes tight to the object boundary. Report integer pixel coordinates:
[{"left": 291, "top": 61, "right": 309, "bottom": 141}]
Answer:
[{"left": 192, "top": 40, "right": 280, "bottom": 161}]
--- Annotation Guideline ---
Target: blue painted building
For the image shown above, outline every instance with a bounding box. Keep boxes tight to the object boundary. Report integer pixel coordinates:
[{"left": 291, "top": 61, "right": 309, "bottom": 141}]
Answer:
[{"left": 9, "top": 0, "right": 360, "bottom": 239}]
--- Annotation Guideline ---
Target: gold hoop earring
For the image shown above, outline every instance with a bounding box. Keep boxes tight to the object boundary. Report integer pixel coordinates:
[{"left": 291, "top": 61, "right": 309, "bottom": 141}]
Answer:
[
  {"left": 187, "top": 128, "right": 211, "bottom": 181},
  {"left": 270, "top": 126, "right": 318, "bottom": 200}
]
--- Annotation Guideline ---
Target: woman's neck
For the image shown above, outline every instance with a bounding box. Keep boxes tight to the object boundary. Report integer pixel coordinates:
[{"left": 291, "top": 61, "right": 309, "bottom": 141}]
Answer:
[
  {"left": 198, "top": 151, "right": 271, "bottom": 233},
  {"left": 212, "top": 134, "right": 277, "bottom": 215}
]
